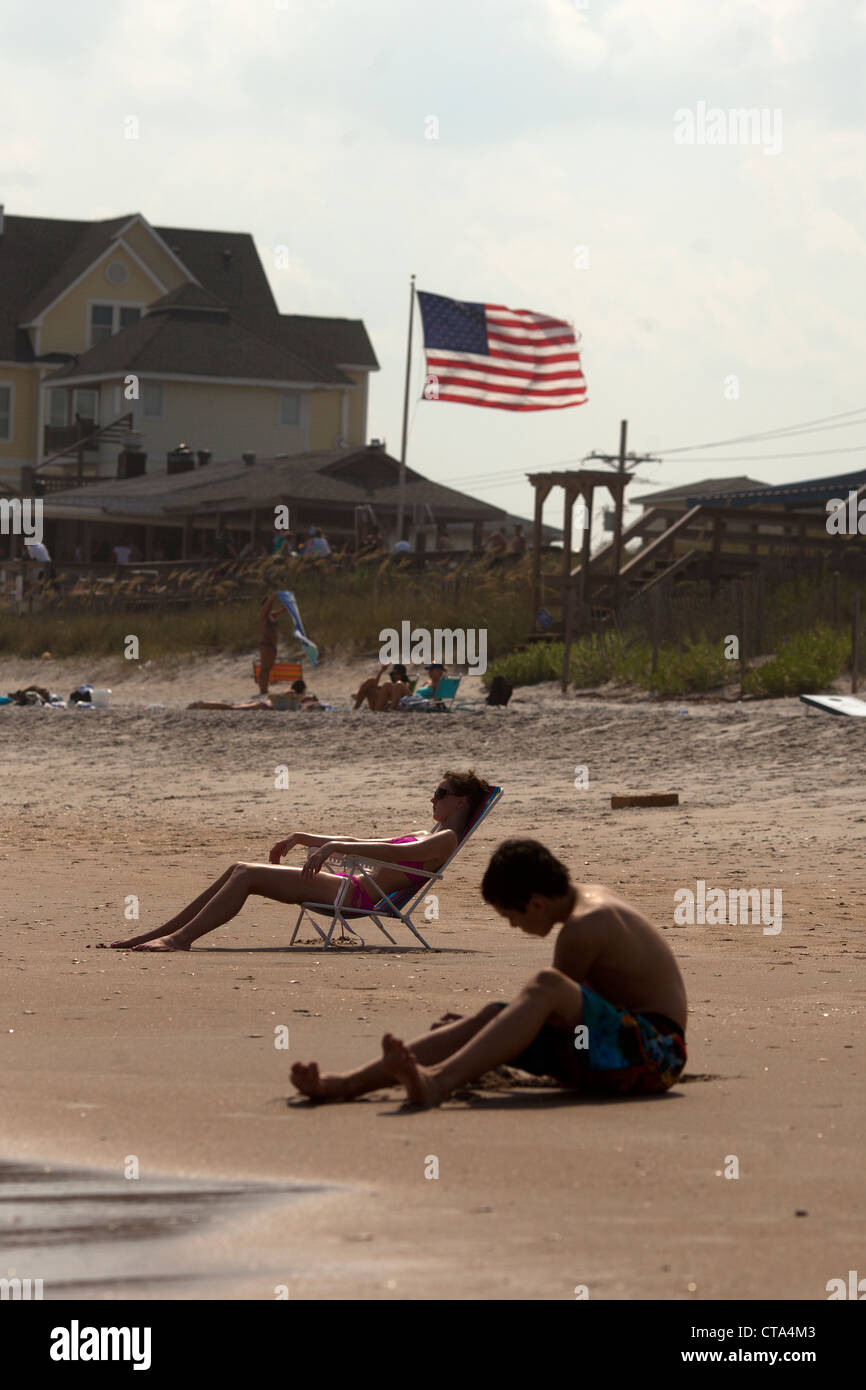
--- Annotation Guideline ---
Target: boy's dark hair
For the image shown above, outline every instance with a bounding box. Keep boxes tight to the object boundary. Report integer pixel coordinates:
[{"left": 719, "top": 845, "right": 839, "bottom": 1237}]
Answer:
[
  {"left": 441, "top": 769, "right": 492, "bottom": 822},
  {"left": 291, "top": 678, "right": 306, "bottom": 694},
  {"left": 481, "top": 839, "right": 571, "bottom": 911}
]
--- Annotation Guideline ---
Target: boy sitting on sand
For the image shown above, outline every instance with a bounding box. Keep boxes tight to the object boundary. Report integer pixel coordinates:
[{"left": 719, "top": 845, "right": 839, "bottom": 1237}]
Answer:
[{"left": 291, "top": 839, "right": 687, "bottom": 1108}]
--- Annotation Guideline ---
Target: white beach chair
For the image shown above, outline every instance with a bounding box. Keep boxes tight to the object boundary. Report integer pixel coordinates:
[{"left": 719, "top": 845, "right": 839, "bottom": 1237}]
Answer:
[
  {"left": 800, "top": 694, "right": 866, "bottom": 718},
  {"left": 290, "top": 784, "right": 503, "bottom": 949}
]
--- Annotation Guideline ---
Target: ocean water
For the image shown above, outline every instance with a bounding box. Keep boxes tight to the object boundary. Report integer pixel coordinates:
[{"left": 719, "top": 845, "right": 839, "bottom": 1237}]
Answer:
[{"left": 0, "top": 1159, "right": 331, "bottom": 1299}]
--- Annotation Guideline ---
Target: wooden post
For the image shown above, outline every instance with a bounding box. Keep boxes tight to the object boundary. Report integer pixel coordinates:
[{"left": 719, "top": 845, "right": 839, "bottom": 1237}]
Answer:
[
  {"left": 561, "top": 587, "right": 574, "bottom": 694},
  {"left": 755, "top": 570, "right": 764, "bottom": 656},
  {"left": 853, "top": 590, "right": 861, "bottom": 695},
  {"left": 531, "top": 482, "right": 545, "bottom": 626},
  {"left": 711, "top": 516, "right": 723, "bottom": 588},
  {"left": 832, "top": 571, "right": 840, "bottom": 628},
  {"left": 182, "top": 519, "right": 192, "bottom": 561},
  {"left": 739, "top": 579, "right": 748, "bottom": 699},
  {"left": 651, "top": 587, "right": 660, "bottom": 673},
  {"left": 561, "top": 485, "right": 574, "bottom": 629},
  {"left": 577, "top": 484, "right": 594, "bottom": 630},
  {"left": 610, "top": 420, "right": 628, "bottom": 616}
]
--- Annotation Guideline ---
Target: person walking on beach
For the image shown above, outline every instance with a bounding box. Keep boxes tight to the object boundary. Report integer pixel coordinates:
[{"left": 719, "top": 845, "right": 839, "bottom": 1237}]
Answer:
[
  {"left": 109, "top": 771, "right": 492, "bottom": 952},
  {"left": 258, "top": 592, "right": 281, "bottom": 694},
  {"left": 290, "top": 839, "right": 687, "bottom": 1106}
]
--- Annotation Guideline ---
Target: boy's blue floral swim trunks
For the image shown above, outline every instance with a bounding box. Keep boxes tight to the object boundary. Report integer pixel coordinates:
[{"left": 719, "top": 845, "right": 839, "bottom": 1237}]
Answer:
[{"left": 493, "top": 985, "right": 687, "bottom": 1094}]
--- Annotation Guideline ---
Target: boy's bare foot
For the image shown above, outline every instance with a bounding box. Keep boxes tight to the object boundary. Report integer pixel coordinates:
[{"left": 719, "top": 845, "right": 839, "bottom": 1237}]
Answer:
[
  {"left": 110, "top": 926, "right": 174, "bottom": 949},
  {"left": 290, "top": 1061, "right": 357, "bottom": 1101},
  {"left": 132, "top": 933, "right": 190, "bottom": 952},
  {"left": 381, "top": 1033, "right": 442, "bottom": 1108}
]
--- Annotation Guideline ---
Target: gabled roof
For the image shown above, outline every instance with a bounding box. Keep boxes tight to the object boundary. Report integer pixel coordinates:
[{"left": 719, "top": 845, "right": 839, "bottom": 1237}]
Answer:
[
  {"left": 0, "top": 213, "right": 279, "bottom": 362},
  {"left": 43, "top": 293, "right": 351, "bottom": 386},
  {"left": 634, "top": 476, "right": 767, "bottom": 504},
  {"left": 248, "top": 312, "right": 379, "bottom": 372},
  {"left": 43, "top": 446, "right": 506, "bottom": 524},
  {"left": 691, "top": 468, "right": 866, "bottom": 510},
  {"left": 154, "top": 224, "right": 278, "bottom": 318},
  {"left": 17, "top": 216, "right": 134, "bottom": 326}
]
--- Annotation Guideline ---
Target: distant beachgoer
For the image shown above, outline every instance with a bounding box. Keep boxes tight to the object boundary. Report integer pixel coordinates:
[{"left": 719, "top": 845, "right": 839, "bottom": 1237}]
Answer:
[
  {"left": 511, "top": 524, "right": 527, "bottom": 556},
  {"left": 109, "top": 770, "right": 492, "bottom": 952},
  {"left": 415, "top": 663, "right": 446, "bottom": 698},
  {"left": 352, "top": 663, "right": 411, "bottom": 711},
  {"left": 484, "top": 528, "right": 507, "bottom": 556},
  {"left": 290, "top": 839, "right": 687, "bottom": 1106},
  {"left": 25, "top": 541, "right": 52, "bottom": 563},
  {"left": 113, "top": 541, "right": 132, "bottom": 565},
  {"left": 258, "top": 593, "right": 281, "bottom": 693},
  {"left": 304, "top": 526, "right": 331, "bottom": 558}
]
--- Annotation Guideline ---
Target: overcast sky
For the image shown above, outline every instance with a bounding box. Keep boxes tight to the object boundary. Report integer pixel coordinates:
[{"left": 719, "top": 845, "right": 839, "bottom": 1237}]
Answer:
[{"left": 3, "top": 0, "right": 865, "bottom": 528}]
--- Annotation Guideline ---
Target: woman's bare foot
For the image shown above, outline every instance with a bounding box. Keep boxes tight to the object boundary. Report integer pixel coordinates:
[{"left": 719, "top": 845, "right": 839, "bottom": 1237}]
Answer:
[
  {"left": 131, "top": 932, "right": 190, "bottom": 952},
  {"left": 290, "top": 1061, "right": 358, "bottom": 1101},
  {"left": 381, "top": 1033, "right": 442, "bottom": 1107}
]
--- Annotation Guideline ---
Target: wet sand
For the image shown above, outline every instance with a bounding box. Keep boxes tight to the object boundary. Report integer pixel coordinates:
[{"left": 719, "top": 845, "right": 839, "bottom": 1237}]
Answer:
[{"left": 1, "top": 653, "right": 864, "bottom": 1299}]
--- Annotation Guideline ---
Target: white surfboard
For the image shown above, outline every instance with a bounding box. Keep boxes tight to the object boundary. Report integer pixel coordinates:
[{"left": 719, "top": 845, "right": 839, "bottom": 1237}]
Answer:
[{"left": 800, "top": 694, "right": 866, "bottom": 718}]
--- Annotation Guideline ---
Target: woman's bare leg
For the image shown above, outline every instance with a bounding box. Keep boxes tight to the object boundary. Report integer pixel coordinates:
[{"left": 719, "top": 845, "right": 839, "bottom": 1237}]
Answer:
[
  {"left": 119, "top": 865, "right": 344, "bottom": 952},
  {"left": 111, "top": 864, "right": 239, "bottom": 947},
  {"left": 290, "top": 1003, "right": 503, "bottom": 1100}
]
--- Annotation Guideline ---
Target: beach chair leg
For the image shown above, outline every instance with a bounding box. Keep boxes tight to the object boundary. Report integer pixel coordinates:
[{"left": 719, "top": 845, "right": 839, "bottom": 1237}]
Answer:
[
  {"left": 290, "top": 907, "right": 306, "bottom": 945},
  {"left": 367, "top": 912, "right": 398, "bottom": 945},
  {"left": 399, "top": 911, "right": 433, "bottom": 949}
]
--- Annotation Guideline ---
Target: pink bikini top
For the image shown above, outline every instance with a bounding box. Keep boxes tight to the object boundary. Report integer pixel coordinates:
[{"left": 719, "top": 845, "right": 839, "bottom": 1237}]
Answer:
[{"left": 388, "top": 835, "right": 427, "bottom": 879}]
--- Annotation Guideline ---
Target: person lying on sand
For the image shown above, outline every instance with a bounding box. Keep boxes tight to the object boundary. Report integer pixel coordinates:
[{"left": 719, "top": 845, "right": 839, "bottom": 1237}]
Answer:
[
  {"left": 109, "top": 771, "right": 491, "bottom": 952},
  {"left": 290, "top": 838, "right": 687, "bottom": 1108}
]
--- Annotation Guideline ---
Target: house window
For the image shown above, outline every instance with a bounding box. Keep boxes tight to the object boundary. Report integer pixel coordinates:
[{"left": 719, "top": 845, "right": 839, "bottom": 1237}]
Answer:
[
  {"left": 142, "top": 382, "right": 163, "bottom": 418},
  {"left": 48, "top": 390, "right": 69, "bottom": 428},
  {"left": 74, "top": 389, "right": 98, "bottom": 426},
  {"left": 0, "top": 384, "right": 11, "bottom": 441},
  {"left": 280, "top": 392, "right": 300, "bottom": 426},
  {"left": 89, "top": 303, "right": 143, "bottom": 345},
  {"left": 90, "top": 304, "right": 114, "bottom": 345}
]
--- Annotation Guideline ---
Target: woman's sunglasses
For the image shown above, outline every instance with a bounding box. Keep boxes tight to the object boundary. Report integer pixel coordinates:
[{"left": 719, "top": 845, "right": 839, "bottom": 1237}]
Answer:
[{"left": 433, "top": 786, "right": 453, "bottom": 801}]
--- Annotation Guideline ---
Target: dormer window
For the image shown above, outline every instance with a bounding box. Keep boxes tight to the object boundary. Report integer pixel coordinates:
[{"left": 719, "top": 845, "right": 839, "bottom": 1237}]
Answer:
[{"left": 89, "top": 302, "right": 142, "bottom": 346}]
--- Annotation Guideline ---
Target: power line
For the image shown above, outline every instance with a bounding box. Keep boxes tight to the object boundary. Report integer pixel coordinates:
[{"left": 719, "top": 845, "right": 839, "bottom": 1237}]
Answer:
[{"left": 656, "top": 406, "right": 866, "bottom": 455}]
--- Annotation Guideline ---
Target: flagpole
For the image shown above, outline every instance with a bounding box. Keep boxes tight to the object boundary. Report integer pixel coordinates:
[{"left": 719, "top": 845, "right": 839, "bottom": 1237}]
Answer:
[{"left": 396, "top": 272, "right": 416, "bottom": 543}]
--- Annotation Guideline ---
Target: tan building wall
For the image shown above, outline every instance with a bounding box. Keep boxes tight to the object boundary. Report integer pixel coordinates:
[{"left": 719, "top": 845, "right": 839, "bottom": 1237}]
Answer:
[
  {"left": 344, "top": 370, "right": 368, "bottom": 444},
  {"left": 309, "top": 388, "right": 344, "bottom": 450},
  {"left": 90, "top": 379, "right": 314, "bottom": 469},
  {"left": 37, "top": 248, "right": 168, "bottom": 356},
  {"left": 0, "top": 364, "right": 39, "bottom": 485}
]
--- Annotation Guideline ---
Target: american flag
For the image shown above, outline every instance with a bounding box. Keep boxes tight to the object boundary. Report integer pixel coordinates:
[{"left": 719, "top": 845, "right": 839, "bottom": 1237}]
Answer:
[{"left": 417, "top": 289, "right": 587, "bottom": 412}]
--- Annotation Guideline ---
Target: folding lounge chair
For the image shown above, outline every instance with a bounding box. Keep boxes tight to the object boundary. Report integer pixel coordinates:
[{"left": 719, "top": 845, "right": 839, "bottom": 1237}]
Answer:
[
  {"left": 290, "top": 784, "right": 503, "bottom": 949},
  {"left": 252, "top": 660, "right": 303, "bottom": 686}
]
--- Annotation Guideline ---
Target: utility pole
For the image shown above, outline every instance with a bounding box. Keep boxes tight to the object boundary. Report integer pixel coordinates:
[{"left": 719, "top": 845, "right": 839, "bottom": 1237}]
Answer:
[{"left": 584, "top": 420, "right": 658, "bottom": 616}]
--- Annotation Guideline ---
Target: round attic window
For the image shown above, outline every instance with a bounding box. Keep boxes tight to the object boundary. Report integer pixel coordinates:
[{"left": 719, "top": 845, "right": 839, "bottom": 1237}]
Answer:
[{"left": 105, "top": 259, "right": 128, "bottom": 286}]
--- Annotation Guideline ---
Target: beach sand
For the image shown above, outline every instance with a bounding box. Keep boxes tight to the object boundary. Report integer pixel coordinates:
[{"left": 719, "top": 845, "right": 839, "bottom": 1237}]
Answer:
[{"left": 1, "top": 651, "right": 864, "bottom": 1299}]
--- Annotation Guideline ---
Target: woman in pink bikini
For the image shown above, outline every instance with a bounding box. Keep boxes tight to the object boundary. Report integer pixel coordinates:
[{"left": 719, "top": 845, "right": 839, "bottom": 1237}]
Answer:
[{"left": 110, "top": 771, "right": 491, "bottom": 952}]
